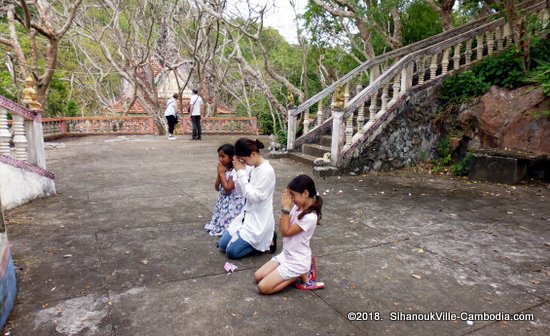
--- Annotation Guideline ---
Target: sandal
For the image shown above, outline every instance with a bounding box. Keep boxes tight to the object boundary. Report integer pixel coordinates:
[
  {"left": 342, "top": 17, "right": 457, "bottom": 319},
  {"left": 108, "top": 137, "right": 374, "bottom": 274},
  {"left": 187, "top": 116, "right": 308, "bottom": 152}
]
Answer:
[{"left": 295, "top": 280, "right": 325, "bottom": 290}]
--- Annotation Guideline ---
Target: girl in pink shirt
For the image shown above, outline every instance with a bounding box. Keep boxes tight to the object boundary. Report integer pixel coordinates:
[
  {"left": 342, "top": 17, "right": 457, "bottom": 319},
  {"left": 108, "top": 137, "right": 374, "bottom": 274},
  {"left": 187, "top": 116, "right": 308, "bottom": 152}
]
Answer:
[{"left": 254, "top": 174, "right": 324, "bottom": 295}]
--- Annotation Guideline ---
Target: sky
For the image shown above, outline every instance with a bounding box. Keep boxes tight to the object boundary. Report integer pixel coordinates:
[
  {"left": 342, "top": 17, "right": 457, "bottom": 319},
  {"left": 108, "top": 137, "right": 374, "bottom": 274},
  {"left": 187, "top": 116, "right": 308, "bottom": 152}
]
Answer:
[{"left": 226, "top": 0, "right": 307, "bottom": 44}]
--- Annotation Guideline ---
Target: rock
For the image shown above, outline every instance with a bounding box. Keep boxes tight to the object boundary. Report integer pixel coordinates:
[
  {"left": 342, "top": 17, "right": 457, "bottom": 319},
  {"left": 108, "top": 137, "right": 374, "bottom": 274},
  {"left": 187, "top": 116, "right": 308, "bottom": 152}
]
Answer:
[
  {"left": 458, "top": 86, "right": 550, "bottom": 155},
  {"left": 44, "top": 142, "right": 66, "bottom": 150}
]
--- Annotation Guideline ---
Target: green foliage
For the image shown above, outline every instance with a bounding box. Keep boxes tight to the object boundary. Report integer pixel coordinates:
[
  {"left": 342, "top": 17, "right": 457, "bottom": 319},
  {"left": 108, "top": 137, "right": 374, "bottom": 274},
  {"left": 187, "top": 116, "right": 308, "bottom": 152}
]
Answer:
[
  {"left": 401, "top": 0, "right": 443, "bottom": 45},
  {"left": 440, "top": 71, "right": 490, "bottom": 105},
  {"left": 435, "top": 137, "right": 452, "bottom": 166},
  {"left": 45, "top": 74, "right": 79, "bottom": 117},
  {"left": 525, "top": 58, "right": 550, "bottom": 97},
  {"left": 451, "top": 153, "right": 473, "bottom": 176},
  {"left": 0, "top": 70, "right": 18, "bottom": 101},
  {"left": 473, "top": 50, "right": 525, "bottom": 89}
]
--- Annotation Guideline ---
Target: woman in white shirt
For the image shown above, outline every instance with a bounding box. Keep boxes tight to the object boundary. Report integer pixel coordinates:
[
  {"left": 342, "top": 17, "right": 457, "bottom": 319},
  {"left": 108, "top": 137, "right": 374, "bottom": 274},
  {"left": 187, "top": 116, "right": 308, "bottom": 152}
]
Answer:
[
  {"left": 218, "top": 138, "right": 276, "bottom": 259},
  {"left": 164, "top": 93, "right": 178, "bottom": 140}
]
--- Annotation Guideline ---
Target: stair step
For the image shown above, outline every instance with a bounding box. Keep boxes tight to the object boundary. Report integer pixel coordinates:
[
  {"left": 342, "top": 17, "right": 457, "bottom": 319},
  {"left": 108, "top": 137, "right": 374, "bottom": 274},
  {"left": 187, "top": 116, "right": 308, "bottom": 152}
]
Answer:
[
  {"left": 286, "top": 152, "right": 318, "bottom": 166},
  {"left": 302, "top": 143, "right": 331, "bottom": 158},
  {"left": 319, "top": 135, "right": 332, "bottom": 147}
]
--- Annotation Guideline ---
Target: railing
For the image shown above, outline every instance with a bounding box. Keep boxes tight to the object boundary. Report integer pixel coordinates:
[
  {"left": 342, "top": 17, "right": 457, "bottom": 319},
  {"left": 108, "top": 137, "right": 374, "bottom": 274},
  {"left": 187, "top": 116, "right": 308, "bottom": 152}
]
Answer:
[
  {"left": 40, "top": 116, "right": 258, "bottom": 138},
  {"left": 42, "top": 116, "right": 157, "bottom": 138},
  {"left": 0, "top": 95, "right": 46, "bottom": 169},
  {"left": 287, "top": 0, "right": 548, "bottom": 167}
]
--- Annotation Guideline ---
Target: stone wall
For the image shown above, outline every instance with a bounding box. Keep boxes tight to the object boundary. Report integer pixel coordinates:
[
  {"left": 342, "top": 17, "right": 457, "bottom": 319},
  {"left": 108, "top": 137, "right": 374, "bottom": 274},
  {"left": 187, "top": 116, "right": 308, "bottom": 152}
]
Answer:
[
  {"left": 0, "top": 160, "right": 56, "bottom": 210},
  {"left": 344, "top": 83, "right": 442, "bottom": 174}
]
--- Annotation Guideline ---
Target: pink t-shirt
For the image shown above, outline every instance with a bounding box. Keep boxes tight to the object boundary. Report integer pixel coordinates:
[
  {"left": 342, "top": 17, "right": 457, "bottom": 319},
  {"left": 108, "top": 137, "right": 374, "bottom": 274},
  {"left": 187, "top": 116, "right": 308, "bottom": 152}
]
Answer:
[{"left": 277, "top": 205, "right": 318, "bottom": 275}]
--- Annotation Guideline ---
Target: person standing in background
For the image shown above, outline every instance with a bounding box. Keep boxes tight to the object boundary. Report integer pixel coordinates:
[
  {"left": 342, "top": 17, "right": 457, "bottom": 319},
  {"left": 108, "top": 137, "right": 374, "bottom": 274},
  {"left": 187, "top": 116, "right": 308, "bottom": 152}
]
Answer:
[
  {"left": 189, "top": 89, "right": 204, "bottom": 140},
  {"left": 164, "top": 93, "right": 179, "bottom": 140}
]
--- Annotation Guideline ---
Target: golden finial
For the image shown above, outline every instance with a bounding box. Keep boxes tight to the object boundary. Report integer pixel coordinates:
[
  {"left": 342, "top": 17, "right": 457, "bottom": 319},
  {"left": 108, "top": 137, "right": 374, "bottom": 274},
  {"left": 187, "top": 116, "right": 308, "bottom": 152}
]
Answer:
[
  {"left": 331, "top": 85, "right": 345, "bottom": 110},
  {"left": 22, "top": 76, "right": 42, "bottom": 111},
  {"left": 286, "top": 89, "right": 295, "bottom": 108}
]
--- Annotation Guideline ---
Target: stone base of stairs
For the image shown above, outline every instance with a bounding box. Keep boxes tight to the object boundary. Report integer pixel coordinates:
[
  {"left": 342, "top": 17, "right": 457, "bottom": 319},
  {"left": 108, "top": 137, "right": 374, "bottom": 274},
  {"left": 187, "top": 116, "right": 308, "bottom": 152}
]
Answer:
[{"left": 313, "top": 166, "right": 340, "bottom": 177}]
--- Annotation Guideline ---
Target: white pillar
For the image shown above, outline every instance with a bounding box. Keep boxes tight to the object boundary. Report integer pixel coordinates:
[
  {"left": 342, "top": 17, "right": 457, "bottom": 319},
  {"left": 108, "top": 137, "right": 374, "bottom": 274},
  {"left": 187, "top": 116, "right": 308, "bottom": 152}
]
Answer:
[
  {"left": 453, "top": 44, "right": 461, "bottom": 71},
  {"left": 401, "top": 63, "right": 414, "bottom": 92},
  {"left": 441, "top": 48, "right": 450, "bottom": 75},
  {"left": 429, "top": 53, "right": 438, "bottom": 80},
  {"left": 0, "top": 107, "right": 10, "bottom": 157},
  {"left": 286, "top": 109, "right": 296, "bottom": 151},
  {"left": 316, "top": 100, "right": 324, "bottom": 124},
  {"left": 476, "top": 34, "right": 484, "bottom": 60},
  {"left": 465, "top": 39, "right": 473, "bottom": 65},
  {"left": 12, "top": 114, "right": 27, "bottom": 162},
  {"left": 25, "top": 110, "right": 46, "bottom": 168},
  {"left": 356, "top": 84, "right": 365, "bottom": 129},
  {"left": 330, "top": 109, "right": 345, "bottom": 166}
]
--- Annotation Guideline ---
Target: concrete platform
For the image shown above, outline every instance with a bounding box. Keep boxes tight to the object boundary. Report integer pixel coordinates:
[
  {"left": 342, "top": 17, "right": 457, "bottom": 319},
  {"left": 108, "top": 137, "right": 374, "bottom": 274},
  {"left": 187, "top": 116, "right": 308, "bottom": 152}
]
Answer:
[{"left": 3, "top": 135, "right": 550, "bottom": 335}]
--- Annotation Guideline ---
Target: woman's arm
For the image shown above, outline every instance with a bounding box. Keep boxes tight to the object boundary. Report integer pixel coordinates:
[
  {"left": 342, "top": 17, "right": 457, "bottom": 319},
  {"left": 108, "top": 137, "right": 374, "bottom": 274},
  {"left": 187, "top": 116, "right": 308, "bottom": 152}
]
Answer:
[{"left": 235, "top": 165, "right": 275, "bottom": 203}]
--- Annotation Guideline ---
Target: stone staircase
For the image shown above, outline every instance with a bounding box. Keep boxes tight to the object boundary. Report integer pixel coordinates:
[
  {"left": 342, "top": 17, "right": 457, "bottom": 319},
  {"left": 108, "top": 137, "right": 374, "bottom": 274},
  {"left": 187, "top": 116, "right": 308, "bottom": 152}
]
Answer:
[
  {"left": 287, "top": 135, "right": 332, "bottom": 166},
  {"left": 284, "top": 0, "right": 549, "bottom": 177}
]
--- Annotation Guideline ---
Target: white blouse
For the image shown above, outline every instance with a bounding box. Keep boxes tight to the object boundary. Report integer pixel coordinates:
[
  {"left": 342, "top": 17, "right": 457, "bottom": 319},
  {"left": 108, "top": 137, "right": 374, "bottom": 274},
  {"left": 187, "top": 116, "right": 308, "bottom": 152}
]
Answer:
[{"left": 227, "top": 160, "right": 276, "bottom": 251}]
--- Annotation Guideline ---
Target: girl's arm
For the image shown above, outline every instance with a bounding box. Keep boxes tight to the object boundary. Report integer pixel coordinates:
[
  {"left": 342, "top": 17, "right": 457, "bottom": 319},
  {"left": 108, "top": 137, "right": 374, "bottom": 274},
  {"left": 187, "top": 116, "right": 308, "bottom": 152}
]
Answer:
[
  {"left": 214, "top": 173, "right": 221, "bottom": 191},
  {"left": 219, "top": 171, "right": 235, "bottom": 193},
  {"left": 279, "top": 190, "right": 304, "bottom": 237},
  {"left": 214, "top": 161, "right": 225, "bottom": 191}
]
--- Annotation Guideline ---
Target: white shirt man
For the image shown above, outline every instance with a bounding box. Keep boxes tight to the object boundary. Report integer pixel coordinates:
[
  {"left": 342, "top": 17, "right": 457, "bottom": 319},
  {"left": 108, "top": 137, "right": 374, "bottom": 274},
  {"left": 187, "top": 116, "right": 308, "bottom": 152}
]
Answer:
[{"left": 189, "top": 89, "right": 204, "bottom": 139}]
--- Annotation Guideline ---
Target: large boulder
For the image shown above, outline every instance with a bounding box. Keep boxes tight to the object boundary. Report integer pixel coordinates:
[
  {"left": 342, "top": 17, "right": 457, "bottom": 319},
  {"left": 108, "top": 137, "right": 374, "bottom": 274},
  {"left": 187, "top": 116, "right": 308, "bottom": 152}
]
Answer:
[{"left": 459, "top": 86, "right": 550, "bottom": 155}]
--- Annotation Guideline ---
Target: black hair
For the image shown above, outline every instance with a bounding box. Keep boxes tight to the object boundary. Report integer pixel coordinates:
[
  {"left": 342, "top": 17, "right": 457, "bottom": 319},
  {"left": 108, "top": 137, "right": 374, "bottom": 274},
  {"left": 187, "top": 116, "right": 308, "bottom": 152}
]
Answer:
[
  {"left": 218, "top": 143, "right": 235, "bottom": 170},
  {"left": 192, "top": 89, "right": 199, "bottom": 94},
  {"left": 173, "top": 93, "right": 179, "bottom": 99},
  {"left": 287, "top": 174, "right": 323, "bottom": 223},
  {"left": 234, "top": 138, "right": 264, "bottom": 157}
]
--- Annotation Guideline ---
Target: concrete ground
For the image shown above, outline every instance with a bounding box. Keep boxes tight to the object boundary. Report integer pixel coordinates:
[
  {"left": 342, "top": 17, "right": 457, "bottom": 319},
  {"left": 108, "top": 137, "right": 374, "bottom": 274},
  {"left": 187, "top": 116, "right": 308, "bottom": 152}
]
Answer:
[{"left": 2, "top": 134, "right": 550, "bottom": 336}]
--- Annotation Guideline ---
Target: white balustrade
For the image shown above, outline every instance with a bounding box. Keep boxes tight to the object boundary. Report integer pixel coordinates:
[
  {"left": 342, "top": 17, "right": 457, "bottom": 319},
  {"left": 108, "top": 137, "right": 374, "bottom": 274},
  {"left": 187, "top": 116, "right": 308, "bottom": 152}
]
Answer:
[
  {"left": 0, "top": 107, "right": 10, "bottom": 156},
  {"left": 442, "top": 48, "right": 450, "bottom": 75},
  {"left": 392, "top": 73, "right": 401, "bottom": 102},
  {"left": 303, "top": 109, "right": 310, "bottom": 134},
  {"left": 429, "top": 53, "right": 438, "bottom": 80},
  {"left": 487, "top": 31, "right": 495, "bottom": 55},
  {"left": 12, "top": 114, "right": 27, "bottom": 162},
  {"left": 356, "top": 84, "right": 365, "bottom": 130},
  {"left": 465, "top": 39, "right": 473, "bottom": 65},
  {"left": 316, "top": 100, "right": 323, "bottom": 125},
  {"left": 453, "top": 44, "right": 461, "bottom": 71},
  {"left": 476, "top": 34, "right": 484, "bottom": 60},
  {"left": 495, "top": 26, "right": 503, "bottom": 50},
  {"left": 286, "top": 109, "right": 296, "bottom": 151}
]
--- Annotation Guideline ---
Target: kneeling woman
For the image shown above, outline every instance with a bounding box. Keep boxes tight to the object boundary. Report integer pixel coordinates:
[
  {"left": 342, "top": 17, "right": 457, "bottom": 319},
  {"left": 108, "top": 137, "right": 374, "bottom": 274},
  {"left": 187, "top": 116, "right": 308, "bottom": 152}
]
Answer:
[{"left": 218, "top": 138, "right": 276, "bottom": 259}]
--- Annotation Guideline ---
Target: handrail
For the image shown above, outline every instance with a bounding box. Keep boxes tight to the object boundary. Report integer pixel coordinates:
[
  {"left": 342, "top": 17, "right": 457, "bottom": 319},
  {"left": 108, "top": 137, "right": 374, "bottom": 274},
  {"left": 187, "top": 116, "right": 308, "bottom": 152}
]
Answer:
[
  {"left": 0, "top": 95, "right": 37, "bottom": 120},
  {"left": 343, "top": 1, "right": 546, "bottom": 117},
  {"left": 291, "top": 0, "right": 544, "bottom": 117}
]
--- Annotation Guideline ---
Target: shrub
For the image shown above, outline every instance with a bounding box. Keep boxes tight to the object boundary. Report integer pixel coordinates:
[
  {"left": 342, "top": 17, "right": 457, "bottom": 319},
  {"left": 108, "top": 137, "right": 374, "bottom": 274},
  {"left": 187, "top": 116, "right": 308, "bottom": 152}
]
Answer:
[
  {"left": 472, "top": 49, "right": 525, "bottom": 89},
  {"left": 435, "top": 136, "right": 452, "bottom": 166},
  {"left": 451, "top": 153, "right": 473, "bottom": 176},
  {"left": 440, "top": 71, "right": 490, "bottom": 105}
]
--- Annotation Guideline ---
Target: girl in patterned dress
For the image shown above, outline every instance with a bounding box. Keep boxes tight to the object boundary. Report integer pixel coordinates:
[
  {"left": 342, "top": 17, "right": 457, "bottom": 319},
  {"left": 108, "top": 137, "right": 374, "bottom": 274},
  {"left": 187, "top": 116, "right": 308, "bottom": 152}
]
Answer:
[{"left": 204, "top": 144, "right": 245, "bottom": 237}]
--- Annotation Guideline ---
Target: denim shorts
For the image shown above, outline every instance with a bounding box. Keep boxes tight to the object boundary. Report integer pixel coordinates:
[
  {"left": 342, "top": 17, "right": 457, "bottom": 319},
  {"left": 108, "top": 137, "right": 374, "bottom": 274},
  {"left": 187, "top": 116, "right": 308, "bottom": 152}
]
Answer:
[{"left": 271, "top": 255, "right": 302, "bottom": 280}]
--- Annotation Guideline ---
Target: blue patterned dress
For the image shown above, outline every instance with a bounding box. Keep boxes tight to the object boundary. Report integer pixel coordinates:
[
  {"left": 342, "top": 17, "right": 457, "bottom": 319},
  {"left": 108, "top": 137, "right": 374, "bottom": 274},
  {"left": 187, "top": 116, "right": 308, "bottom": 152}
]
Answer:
[{"left": 204, "top": 169, "right": 245, "bottom": 236}]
